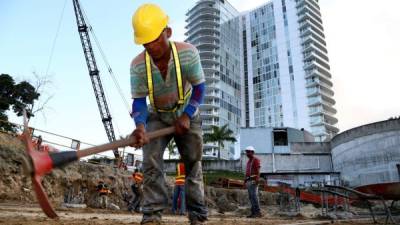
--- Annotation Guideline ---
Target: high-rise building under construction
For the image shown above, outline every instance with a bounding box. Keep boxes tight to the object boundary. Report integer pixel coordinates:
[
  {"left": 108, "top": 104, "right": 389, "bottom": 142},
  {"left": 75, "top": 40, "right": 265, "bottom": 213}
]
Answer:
[{"left": 186, "top": 0, "right": 338, "bottom": 158}]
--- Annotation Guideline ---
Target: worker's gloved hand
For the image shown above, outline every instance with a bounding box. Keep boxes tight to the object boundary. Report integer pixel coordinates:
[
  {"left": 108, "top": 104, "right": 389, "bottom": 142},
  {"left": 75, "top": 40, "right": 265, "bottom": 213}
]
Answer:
[
  {"left": 174, "top": 113, "right": 190, "bottom": 136},
  {"left": 130, "top": 124, "right": 149, "bottom": 148}
]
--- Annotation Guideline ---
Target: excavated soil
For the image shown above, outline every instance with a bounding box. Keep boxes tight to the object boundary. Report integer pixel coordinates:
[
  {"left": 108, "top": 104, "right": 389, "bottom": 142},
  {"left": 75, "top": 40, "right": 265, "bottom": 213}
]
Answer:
[{"left": 0, "top": 133, "right": 397, "bottom": 224}]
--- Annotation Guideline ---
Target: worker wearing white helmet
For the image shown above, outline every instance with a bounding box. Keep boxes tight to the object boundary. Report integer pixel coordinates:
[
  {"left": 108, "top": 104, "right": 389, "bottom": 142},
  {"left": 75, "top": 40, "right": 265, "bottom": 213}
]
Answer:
[
  {"left": 129, "top": 3, "right": 207, "bottom": 225},
  {"left": 244, "top": 146, "right": 262, "bottom": 218}
]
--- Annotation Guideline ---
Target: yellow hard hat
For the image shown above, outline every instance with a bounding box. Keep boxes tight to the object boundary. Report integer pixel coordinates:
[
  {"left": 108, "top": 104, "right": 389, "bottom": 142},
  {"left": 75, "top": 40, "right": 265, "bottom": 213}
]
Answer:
[{"left": 132, "top": 3, "right": 169, "bottom": 45}]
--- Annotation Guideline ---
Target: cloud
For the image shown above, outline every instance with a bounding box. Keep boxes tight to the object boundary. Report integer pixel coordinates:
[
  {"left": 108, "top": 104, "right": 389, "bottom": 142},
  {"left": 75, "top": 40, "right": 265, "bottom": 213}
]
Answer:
[{"left": 320, "top": 0, "right": 400, "bottom": 131}]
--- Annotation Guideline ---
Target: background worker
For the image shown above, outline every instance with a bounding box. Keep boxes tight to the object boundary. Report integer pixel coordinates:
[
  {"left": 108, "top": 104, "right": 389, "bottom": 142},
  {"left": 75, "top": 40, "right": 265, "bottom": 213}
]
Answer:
[
  {"left": 130, "top": 3, "right": 207, "bottom": 225},
  {"left": 172, "top": 161, "right": 186, "bottom": 215},
  {"left": 244, "top": 146, "right": 262, "bottom": 218},
  {"left": 130, "top": 168, "right": 143, "bottom": 212},
  {"left": 96, "top": 180, "right": 111, "bottom": 209}
]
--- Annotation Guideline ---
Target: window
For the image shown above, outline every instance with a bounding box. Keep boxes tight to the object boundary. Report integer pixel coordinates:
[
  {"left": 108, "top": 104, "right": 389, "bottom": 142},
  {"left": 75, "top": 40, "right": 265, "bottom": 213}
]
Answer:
[{"left": 273, "top": 129, "right": 288, "bottom": 146}]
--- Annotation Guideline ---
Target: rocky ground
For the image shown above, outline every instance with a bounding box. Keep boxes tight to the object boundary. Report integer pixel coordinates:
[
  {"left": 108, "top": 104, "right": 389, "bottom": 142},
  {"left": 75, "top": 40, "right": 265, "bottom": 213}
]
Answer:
[{"left": 0, "top": 202, "right": 386, "bottom": 225}]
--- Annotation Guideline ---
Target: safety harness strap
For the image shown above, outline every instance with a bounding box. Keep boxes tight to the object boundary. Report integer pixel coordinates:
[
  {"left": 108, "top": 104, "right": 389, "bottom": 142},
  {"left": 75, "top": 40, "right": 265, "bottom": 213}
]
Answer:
[{"left": 145, "top": 42, "right": 188, "bottom": 112}]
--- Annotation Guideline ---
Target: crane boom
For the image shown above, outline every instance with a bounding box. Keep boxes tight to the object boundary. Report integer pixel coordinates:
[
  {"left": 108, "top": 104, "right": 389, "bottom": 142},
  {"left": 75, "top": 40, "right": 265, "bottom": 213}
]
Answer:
[{"left": 72, "top": 0, "right": 119, "bottom": 158}]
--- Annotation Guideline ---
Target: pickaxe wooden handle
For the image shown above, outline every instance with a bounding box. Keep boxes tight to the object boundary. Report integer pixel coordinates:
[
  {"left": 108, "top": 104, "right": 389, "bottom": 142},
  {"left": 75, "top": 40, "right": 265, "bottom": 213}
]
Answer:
[{"left": 21, "top": 112, "right": 174, "bottom": 218}]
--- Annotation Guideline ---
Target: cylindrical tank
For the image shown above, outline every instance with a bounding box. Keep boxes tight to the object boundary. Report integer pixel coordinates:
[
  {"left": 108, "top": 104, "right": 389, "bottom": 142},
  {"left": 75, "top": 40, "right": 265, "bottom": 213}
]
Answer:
[{"left": 331, "top": 119, "right": 400, "bottom": 188}]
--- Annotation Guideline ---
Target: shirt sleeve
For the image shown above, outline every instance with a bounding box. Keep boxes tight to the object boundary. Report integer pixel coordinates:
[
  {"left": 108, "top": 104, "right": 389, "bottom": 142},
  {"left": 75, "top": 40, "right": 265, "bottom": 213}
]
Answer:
[
  {"left": 130, "top": 62, "right": 148, "bottom": 98},
  {"left": 186, "top": 47, "right": 205, "bottom": 85},
  {"left": 254, "top": 158, "right": 261, "bottom": 168}
]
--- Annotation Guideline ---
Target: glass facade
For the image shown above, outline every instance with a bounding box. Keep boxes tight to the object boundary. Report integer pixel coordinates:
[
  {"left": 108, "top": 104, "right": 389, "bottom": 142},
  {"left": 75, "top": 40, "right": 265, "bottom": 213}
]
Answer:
[
  {"left": 186, "top": 0, "right": 240, "bottom": 159},
  {"left": 186, "top": 0, "right": 339, "bottom": 152},
  {"left": 241, "top": 0, "right": 338, "bottom": 141}
]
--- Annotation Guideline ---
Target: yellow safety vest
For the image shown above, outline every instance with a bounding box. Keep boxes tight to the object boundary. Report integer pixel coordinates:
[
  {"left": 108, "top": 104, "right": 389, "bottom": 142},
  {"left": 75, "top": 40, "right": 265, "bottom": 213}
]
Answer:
[{"left": 145, "top": 42, "right": 191, "bottom": 112}]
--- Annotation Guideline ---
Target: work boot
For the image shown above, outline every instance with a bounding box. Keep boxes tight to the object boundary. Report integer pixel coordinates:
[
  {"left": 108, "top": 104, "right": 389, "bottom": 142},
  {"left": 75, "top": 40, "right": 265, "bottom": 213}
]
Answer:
[
  {"left": 253, "top": 212, "right": 262, "bottom": 218},
  {"left": 190, "top": 219, "right": 206, "bottom": 225},
  {"left": 247, "top": 212, "right": 262, "bottom": 218},
  {"left": 140, "top": 222, "right": 161, "bottom": 225},
  {"left": 189, "top": 214, "right": 207, "bottom": 225},
  {"left": 141, "top": 211, "right": 162, "bottom": 225}
]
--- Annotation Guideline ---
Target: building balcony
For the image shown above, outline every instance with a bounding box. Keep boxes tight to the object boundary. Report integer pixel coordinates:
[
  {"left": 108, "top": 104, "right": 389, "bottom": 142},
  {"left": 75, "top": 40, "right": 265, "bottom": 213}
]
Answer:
[
  {"left": 202, "top": 119, "right": 219, "bottom": 127},
  {"left": 206, "top": 90, "right": 220, "bottom": 98},
  {"left": 303, "top": 51, "right": 330, "bottom": 69},
  {"left": 304, "top": 59, "right": 330, "bottom": 75},
  {"left": 204, "top": 72, "right": 219, "bottom": 81},
  {"left": 185, "top": 19, "right": 220, "bottom": 30},
  {"left": 303, "top": 47, "right": 329, "bottom": 63},
  {"left": 306, "top": 86, "right": 334, "bottom": 98},
  {"left": 301, "top": 31, "right": 326, "bottom": 48},
  {"left": 199, "top": 50, "right": 219, "bottom": 57},
  {"left": 298, "top": 12, "right": 324, "bottom": 31},
  {"left": 187, "top": 6, "right": 219, "bottom": 18},
  {"left": 193, "top": 40, "right": 219, "bottom": 48},
  {"left": 297, "top": 4, "right": 321, "bottom": 22},
  {"left": 186, "top": 25, "right": 220, "bottom": 37},
  {"left": 203, "top": 65, "right": 220, "bottom": 72},
  {"left": 186, "top": 12, "right": 220, "bottom": 27},
  {"left": 302, "top": 39, "right": 327, "bottom": 55},
  {"left": 200, "top": 109, "right": 219, "bottom": 118},
  {"left": 202, "top": 99, "right": 220, "bottom": 108},
  {"left": 188, "top": 34, "right": 220, "bottom": 44},
  {"left": 300, "top": 25, "right": 325, "bottom": 41},
  {"left": 305, "top": 67, "right": 332, "bottom": 83},
  {"left": 305, "top": 76, "right": 333, "bottom": 89},
  {"left": 207, "top": 82, "right": 221, "bottom": 90},
  {"left": 186, "top": 0, "right": 219, "bottom": 16}
]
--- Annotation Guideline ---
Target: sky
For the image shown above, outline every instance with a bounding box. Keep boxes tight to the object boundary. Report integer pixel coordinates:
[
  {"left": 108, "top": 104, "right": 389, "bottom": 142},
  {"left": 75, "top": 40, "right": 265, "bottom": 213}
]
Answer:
[{"left": 1, "top": 0, "right": 399, "bottom": 158}]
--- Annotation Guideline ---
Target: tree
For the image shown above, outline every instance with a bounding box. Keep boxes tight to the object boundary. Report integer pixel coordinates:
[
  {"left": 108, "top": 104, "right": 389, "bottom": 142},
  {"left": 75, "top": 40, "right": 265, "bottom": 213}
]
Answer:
[
  {"left": 28, "top": 72, "right": 54, "bottom": 122},
  {"left": 0, "top": 74, "right": 40, "bottom": 132},
  {"left": 203, "top": 124, "right": 237, "bottom": 160},
  {"left": 166, "top": 139, "right": 177, "bottom": 160}
]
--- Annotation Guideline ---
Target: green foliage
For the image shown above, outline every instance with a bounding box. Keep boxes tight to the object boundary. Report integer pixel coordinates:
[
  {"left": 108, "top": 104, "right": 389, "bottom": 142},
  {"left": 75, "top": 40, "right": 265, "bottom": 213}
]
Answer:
[
  {"left": 203, "top": 124, "right": 237, "bottom": 159},
  {"left": 166, "top": 139, "right": 177, "bottom": 159},
  {"left": 0, "top": 74, "right": 40, "bottom": 132}
]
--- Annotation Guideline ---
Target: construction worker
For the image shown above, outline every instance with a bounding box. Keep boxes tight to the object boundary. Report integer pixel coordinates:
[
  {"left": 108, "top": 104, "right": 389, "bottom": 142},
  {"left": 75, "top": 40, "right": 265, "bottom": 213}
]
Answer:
[
  {"left": 244, "top": 146, "right": 262, "bottom": 218},
  {"left": 172, "top": 162, "right": 186, "bottom": 215},
  {"left": 130, "top": 169, "right": 144, "bottom": 212},
  {"left": 130, "top": 3, "right": 207, "bottom": 225},
  {"left": 96, "top": 180, "right": 111, "bottom": 209}
]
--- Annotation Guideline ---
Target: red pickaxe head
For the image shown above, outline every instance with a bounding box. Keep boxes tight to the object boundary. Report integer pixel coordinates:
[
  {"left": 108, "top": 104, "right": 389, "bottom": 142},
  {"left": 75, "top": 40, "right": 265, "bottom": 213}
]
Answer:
[{"left": 21, "top": 112, "right": 59, "bottom": 218}]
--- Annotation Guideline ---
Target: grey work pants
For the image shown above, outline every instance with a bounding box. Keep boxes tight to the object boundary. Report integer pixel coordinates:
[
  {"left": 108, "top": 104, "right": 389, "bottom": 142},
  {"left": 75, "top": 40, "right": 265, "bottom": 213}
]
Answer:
[
  {"left": 246, "top": 181, "right": 260, "bottom": 215},
  {"left": 141, "top": 113, "right": 208, "bottom": 223}
]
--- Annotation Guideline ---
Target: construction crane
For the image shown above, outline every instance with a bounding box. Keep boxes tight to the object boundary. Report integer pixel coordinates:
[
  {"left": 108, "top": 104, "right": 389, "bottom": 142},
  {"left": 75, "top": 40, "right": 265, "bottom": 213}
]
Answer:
[{"left": 72, "top": 0, "right": 119, "bottom": 158}]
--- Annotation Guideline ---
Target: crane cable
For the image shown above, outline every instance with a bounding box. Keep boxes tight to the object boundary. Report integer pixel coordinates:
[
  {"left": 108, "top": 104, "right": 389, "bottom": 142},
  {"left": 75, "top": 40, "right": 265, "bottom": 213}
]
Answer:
[
  {"left": 45, "top": 0, "right": 68, "bottom": 77},
  {"left": 80, "top": 5, "right": 131, "bottom": 115}
]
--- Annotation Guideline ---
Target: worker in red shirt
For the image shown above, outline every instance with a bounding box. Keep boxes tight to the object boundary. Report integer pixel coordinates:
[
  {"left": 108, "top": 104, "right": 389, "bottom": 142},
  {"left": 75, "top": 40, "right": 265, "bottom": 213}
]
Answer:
[{"left": 244, "top": 146, "right": 262, "bottom": 218}]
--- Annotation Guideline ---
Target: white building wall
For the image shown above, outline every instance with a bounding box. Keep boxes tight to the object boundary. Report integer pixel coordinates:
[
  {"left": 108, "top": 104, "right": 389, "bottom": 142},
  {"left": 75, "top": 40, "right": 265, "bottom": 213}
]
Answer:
[
  {"left": 273, "top": 0, "right": 295, "bottom": 127},
  {"left": 286, "top": 0, "right": 311, "bottom": 131},
  {"left": 245, "top": 13, "right": 255, "bottom": 127}
]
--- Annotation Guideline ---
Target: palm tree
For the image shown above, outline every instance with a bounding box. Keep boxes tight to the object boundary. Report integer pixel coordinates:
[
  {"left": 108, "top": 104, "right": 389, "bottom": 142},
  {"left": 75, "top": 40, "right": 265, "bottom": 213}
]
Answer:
[
  {"left": 166, "top": 139, "right": 177, "bottom": 159},
  {"left": 203, "top": 124, "right": 237, "bottom": 160}
]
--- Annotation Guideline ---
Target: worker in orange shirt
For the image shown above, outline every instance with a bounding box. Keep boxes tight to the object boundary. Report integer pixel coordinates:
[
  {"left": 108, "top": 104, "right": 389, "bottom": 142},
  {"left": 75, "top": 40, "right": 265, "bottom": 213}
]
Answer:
[
  {"left": 130, "top": 169, "right": 144, "bottom": 212},
  {"left": 172, "top": 162, "right": 186, "bottom": 215},
  {"left": 96, "top": 180, "right": 111, "bottom": 209}
]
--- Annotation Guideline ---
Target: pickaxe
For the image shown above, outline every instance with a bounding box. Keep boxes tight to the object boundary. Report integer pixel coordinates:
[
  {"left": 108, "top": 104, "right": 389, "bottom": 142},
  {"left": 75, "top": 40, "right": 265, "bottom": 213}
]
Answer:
[{"left": 20, "top": 113, "right": 174, "bottom": 218}]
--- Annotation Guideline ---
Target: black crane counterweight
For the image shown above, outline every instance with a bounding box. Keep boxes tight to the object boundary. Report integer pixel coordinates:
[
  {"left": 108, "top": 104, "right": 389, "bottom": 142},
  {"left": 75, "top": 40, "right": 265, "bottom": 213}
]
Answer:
[{"left": 72, "top": 0, "right": 119, "bottom": 158}]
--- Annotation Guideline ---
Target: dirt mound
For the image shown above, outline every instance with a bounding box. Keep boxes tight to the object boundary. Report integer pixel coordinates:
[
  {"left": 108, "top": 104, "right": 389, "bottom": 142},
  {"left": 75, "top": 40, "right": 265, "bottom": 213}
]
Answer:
[{"left": 0, "top": 133, "right": 276, "bottom": 213}]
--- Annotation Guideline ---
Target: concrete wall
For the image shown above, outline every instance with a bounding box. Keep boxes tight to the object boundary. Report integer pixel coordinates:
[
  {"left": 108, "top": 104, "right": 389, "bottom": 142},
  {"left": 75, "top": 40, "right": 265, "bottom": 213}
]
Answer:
[
  {"left": 240, "top": 127, "right": 316, "bottom": 154},
  {"left": 241, "top": 153, "right": 333, "bottom": 174},
  {"left": 290, "top": 142, "right": 331, "bottom": 153},
  {"left": 164, "top": 160, "right": 242, "bottom": 173},
  {"left": 331, "top": 119, "right": 400, "bottom": 187}
]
